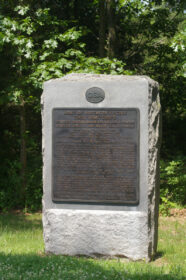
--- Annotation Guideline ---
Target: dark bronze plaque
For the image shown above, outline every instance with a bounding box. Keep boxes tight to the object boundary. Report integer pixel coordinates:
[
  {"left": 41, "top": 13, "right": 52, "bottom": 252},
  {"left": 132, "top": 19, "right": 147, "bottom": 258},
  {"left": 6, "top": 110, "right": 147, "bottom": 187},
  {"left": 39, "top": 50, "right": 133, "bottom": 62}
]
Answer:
[
  {"left": 86, "top": 87, "right": 105, "bottom": 103},
  {"left": 52, "top": 108, "right": 139, "bottom": 204}
]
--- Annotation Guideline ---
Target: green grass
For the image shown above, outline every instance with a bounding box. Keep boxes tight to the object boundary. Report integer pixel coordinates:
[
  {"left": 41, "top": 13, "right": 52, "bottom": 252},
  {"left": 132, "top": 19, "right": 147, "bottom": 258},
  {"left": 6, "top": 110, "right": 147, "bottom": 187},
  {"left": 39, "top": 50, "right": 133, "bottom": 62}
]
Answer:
[{"left": 0, "top": 213, "right": 185, "bottom": 280}]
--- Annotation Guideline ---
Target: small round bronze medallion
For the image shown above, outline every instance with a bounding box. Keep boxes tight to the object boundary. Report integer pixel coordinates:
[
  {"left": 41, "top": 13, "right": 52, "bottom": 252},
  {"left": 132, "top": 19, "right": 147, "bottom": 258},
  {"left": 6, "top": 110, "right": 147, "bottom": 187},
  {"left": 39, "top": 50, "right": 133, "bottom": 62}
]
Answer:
[{"left": 85, "top": 87, "right": 105, "bottom": 103}]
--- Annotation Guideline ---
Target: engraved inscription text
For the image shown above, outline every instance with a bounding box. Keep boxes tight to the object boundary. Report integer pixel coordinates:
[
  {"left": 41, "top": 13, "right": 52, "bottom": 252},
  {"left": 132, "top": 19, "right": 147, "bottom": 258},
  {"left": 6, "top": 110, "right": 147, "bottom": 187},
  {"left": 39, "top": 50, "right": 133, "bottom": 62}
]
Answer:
[{"left": 52, "top": 108, "right": 139, "bottom": 204}]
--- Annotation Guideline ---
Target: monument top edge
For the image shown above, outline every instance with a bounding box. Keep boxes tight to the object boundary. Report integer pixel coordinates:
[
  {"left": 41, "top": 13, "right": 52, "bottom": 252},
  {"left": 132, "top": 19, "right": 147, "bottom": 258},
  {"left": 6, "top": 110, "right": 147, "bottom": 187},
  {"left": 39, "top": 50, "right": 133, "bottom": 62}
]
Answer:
[{"left": 44, "top": 73, "right": 157, "bottom": 85}]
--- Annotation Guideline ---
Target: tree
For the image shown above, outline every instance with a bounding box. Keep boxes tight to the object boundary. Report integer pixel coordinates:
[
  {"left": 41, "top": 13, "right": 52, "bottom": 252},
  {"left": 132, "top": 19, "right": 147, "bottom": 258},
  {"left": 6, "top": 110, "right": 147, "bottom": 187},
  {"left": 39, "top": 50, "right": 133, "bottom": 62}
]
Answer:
[
  {"left": 0, "top": 0, "right": 185, "bottom": 210},
  {"left": 0, "top": 0, "right": 127, "bottom": 210},
  {"left": 99, "top": 0, "right": 106, "bottom": 57},
  {"left": 107, "top": 0, "right": 116, "bottom": 58}
]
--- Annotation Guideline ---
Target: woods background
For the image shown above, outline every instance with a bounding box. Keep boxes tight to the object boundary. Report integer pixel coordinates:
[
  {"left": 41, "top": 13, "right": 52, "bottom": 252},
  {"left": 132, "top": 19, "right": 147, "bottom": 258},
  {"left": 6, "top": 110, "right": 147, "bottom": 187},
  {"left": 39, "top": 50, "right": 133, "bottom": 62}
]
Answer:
[{"left": 0, "top": 0, "right": 185, "bottom": 212}]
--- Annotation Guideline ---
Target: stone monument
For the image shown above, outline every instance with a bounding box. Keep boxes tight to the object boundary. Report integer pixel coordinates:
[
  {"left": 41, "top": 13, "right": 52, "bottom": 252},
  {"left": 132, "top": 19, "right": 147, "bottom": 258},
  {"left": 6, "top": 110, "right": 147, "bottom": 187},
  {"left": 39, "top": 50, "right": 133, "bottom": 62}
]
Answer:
[{"left": 42, "top": 74, "right": 161, "bottom": 261}]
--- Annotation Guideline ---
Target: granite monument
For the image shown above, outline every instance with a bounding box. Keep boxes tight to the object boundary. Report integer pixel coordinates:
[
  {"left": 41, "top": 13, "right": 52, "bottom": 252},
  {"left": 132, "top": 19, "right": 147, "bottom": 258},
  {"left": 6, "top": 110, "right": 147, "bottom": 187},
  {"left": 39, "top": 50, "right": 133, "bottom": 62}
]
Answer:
[{"left": 42, "top": 73, "right": 161, "bottom": 261}]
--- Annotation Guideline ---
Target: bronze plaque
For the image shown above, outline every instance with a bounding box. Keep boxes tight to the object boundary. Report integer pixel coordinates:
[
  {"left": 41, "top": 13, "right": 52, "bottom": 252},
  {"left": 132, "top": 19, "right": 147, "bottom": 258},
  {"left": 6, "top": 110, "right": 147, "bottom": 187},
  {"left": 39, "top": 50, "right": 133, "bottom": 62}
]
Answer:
[{"left": 52, "top": 108, "right": 139, "bottom": 204}]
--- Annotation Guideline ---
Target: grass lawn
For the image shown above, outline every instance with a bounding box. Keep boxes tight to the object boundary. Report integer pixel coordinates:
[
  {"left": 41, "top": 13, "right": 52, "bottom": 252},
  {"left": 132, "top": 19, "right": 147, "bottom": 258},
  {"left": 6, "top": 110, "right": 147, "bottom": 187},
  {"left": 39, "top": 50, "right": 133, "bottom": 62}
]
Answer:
[{"left": 0, "top": 213, "right": 185, "bottom": 280}]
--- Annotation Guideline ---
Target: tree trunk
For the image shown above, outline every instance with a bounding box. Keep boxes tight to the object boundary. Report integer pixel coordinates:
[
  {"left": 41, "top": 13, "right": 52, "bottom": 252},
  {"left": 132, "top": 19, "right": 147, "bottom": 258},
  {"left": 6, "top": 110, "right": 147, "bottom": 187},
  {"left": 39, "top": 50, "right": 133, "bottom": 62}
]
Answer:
[
  {"left": 106, "top": 0, "right": 116, "bottom": 58},
  {"left": 74, "top": 0, "right": 79, "bottom": 19},
  {"left": 20, "top": 101, "right": 26, "bottom": 205},
  {"left": 99, "top": 0, "right": 106, "bottom": 57}
]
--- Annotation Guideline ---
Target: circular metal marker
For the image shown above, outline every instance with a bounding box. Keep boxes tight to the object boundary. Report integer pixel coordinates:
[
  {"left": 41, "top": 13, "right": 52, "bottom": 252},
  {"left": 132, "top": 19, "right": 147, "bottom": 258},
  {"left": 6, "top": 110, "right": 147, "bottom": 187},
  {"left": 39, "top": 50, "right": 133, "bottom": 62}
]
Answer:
[{"left": 85, "top": 87, "right": 105, "bottom": 103}]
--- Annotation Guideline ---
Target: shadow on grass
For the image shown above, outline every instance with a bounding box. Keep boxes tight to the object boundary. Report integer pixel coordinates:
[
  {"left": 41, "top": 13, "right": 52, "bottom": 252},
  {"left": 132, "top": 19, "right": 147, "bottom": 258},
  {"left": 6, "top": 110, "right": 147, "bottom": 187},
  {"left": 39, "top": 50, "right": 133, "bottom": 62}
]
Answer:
[
  {"left": 0, "top": 253, "right": 184, "bottom": 280},
  {"left": 0, "top": 213, "right": 42, "bottom": 231},
  {"left": 154, "top": 250, "right": 164, "bottom": 260}
]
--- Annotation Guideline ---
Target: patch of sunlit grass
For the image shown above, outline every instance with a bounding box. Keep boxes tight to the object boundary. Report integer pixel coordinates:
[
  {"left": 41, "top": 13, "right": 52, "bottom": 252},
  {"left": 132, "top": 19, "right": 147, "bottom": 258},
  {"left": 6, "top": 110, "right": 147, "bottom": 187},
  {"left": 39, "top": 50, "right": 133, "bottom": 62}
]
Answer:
[{"left": 0, "top": 213, "right": 185, "bottom": 280}]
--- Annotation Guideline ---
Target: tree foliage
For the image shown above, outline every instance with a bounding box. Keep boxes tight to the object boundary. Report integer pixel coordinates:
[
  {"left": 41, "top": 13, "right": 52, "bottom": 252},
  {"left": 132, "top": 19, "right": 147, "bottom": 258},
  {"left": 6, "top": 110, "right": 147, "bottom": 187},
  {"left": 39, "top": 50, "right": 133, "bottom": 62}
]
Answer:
[{"left": 0, "top": 0, "right": 185, "bottom": 211}]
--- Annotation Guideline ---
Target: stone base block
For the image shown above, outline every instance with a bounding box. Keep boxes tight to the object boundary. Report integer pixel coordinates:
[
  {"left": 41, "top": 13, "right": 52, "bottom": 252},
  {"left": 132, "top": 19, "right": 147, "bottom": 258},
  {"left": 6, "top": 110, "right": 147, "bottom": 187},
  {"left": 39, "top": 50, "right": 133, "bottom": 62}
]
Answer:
[{"left": 43, "top": 209, "right": 149, "bottom": 261}]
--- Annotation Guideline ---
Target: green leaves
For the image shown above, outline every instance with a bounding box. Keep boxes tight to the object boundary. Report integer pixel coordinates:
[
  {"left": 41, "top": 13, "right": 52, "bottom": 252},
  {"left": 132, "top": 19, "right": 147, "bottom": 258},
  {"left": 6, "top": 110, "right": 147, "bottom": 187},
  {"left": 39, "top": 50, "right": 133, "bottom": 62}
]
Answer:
[
  {"left": 14, "top": 5, "right": 30, "bottom": 16},
  {"left": 43, "top": 39, "right": 58, "bottom": 49},
  {"left": 160, "top": 157, "right": 186, "bottom": 208},
  {"left": 0, "top": 0, "right": 185, "bottom": 211},
  {"left": 58, "top": 27, "right": 84, "bottom": 43}
]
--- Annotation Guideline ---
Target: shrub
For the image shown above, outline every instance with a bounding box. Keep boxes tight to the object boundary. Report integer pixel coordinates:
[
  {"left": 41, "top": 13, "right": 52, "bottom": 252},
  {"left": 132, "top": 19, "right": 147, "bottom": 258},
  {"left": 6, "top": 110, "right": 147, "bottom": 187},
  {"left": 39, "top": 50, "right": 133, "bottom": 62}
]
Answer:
[{"left": 160, "top": 156, "right": 186, "bottom": 215}]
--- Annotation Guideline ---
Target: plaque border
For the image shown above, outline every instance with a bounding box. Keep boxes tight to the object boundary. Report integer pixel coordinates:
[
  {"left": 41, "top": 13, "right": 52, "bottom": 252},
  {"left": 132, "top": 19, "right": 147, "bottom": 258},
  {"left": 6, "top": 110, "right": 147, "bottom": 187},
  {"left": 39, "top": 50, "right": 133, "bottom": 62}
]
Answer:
[{"left": 52, "top": 108, "right": 140, "bottom": 206}]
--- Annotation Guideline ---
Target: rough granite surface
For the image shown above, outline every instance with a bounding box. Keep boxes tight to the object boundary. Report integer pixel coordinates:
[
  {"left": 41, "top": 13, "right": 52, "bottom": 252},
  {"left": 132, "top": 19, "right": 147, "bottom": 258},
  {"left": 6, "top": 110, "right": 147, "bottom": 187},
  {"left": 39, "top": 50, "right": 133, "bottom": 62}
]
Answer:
[
  {"left": 43, "top": 209, "right": 148, "bottom": 260},
  {"left": 42, "top": 74, "right": 161, "bottom": 261},
  {"left": 148, "top": 80, "right": 161, "bottom": 258}
]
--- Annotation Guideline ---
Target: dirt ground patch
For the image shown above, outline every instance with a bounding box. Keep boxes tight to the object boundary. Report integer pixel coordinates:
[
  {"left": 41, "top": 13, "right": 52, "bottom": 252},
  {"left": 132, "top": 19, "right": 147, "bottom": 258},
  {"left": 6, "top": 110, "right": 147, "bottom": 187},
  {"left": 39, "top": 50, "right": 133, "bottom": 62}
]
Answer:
[
  {"left": 160, "top": 208, "right": 186, "bottom": 225},
  {"left": 169, "top": 208, "right": 186, "bottom": 217}
]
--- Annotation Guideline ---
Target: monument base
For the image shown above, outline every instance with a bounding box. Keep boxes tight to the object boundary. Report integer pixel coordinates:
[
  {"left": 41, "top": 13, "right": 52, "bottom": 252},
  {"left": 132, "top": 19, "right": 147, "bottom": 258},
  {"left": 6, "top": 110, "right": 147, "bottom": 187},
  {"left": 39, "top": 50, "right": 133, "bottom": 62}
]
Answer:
[{"left": 43, "top": 208, "right": 150, "bottom": 261}]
